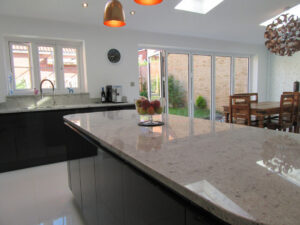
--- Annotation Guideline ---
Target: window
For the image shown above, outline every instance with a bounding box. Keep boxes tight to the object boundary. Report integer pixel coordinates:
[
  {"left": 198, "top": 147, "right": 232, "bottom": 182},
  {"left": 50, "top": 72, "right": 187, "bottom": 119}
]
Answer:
[
  {"left": 62, "top": 48, "right": 79, "bottom": 88},
  {"left": 38, "top": 46, "right": 56, "bottom": 88},
  {"left": 10, "top": 43, "right": 33, "bottom": 90},
  {"left": 7, "top": 38, "right": 83, "bottom": 94}
]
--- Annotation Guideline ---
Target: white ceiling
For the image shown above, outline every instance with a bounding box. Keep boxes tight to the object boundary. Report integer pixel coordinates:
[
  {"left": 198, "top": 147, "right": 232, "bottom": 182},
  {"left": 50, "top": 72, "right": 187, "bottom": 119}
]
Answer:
[{"left": 0, "top": 0, "right": 299, "bottom": 44}]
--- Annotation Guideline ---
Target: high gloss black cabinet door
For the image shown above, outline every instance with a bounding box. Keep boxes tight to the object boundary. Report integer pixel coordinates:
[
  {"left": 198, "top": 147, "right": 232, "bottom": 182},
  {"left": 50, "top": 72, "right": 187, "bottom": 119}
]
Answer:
[
  {"left": 123, "top": 165, "right": 185, "bottom": 225},
  {"left": 95, "top": 148, "right": 124, "bottom": 225},
  {"left": 0, "top": 125, "right": 16, "bottom": 164},
  {"left": 186, "top": 207, "right": 229, "bottom": 225},
  {"left": 80, "top": 157, "right": 98, "bottom": 225}
]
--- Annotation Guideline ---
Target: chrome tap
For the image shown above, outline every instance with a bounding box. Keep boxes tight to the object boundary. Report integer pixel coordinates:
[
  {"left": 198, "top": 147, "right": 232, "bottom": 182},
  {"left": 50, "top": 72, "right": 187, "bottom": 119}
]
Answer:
[{"left": 40, "top": 79, "right": 56, "bottom": 105}]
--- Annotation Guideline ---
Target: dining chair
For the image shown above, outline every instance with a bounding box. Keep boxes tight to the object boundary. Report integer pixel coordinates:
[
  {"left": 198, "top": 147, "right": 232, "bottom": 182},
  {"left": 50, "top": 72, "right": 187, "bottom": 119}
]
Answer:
[
  {"left": 234, "top": 93, "right": 258, "bottom": 103},
  {"left": 267, "top": 94, "right": 295, "bottom": 132},
  {"left": 283, "top": 92, "right": 300, "bottom": 133},
  {"left": 229, "top": 95, "right": 257, "bottom": 126}
]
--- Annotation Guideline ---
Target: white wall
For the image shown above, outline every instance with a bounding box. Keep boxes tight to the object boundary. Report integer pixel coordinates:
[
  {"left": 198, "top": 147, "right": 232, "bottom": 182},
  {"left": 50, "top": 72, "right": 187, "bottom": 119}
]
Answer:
[
  {"left": 269, "top": 52, "right": 300, "bottom": 101},
  {"left": 0, "top": 15, "right": 269, "bottom": 103}
]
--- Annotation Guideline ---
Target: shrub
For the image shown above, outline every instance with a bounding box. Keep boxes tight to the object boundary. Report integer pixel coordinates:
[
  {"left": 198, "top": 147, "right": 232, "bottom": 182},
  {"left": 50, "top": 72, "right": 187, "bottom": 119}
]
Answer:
[
  {"left": 195, "top": 96, "right": 207, "bottom": 109},
  {"left": 168, "top": 75, "right": 186, "bottom": 108}
]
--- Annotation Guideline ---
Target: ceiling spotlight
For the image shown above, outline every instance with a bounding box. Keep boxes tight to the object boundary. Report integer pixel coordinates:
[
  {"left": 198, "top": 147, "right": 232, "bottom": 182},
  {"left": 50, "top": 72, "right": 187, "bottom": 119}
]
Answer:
[
  {"left": 103, "top": 0, "right": 126, "bottom": 27},
  {"left": 134, "top": 0, "right": 163, "bottom": 6},
  {"left": 130, "top": 10, "right": 136, "bottom": 15},
  {"left": 82, "top": 2, "right": 88, "bottom": 8}
]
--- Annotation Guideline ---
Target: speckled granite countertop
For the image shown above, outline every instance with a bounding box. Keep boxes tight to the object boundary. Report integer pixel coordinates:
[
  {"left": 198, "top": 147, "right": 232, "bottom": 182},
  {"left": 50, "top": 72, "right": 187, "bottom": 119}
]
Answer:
[
  {"left": 0, "top": 103, "right": 134, "bottom": 114},
  {"left": 64, "top": 110, "right": 300, "bottom": 225}
]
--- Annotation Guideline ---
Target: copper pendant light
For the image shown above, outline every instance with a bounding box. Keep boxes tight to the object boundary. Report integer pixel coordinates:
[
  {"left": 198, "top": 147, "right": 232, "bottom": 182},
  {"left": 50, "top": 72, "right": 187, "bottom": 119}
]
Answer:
[
  {"left": 103, "top": 0, "right": 126, "bottom": 27},
  {"left": 134, "top": 0, "right": 163, "bottom": 6}
]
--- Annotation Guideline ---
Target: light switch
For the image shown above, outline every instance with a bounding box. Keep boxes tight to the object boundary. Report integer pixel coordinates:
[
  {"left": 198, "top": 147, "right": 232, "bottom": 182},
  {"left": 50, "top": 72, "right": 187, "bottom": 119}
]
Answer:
[{"left": 130, "top": 82, "right": 135, "bottom": 87}]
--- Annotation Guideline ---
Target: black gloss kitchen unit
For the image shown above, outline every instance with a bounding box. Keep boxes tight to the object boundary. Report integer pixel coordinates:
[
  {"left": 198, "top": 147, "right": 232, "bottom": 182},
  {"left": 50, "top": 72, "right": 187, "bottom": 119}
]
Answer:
[{"left": 0, "top": 104, "right": 135, "bottom": 173}]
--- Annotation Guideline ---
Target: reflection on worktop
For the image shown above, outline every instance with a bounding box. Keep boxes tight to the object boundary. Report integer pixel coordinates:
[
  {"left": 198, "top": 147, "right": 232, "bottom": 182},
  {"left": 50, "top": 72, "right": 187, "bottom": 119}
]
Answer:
[{"left": 257, "top": 135, "right": 300, "bottom": 187}]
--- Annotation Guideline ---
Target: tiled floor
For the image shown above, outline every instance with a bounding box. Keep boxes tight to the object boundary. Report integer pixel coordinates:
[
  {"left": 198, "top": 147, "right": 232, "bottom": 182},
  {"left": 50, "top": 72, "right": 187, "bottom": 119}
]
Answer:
[{"left": 0, "top": 162, "right": 86, "bottom": 225}]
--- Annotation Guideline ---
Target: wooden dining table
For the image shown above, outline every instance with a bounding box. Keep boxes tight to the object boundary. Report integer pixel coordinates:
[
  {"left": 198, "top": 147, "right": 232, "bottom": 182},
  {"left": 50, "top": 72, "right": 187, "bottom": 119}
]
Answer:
[{"left": 223, "top": 101, "right": 280, "bottom": 128}]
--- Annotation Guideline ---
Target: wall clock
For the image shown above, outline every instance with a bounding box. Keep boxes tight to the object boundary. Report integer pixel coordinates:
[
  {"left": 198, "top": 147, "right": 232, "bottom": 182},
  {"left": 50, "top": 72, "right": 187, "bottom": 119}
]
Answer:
[{"left": 107, "top": 49, "right": 121, "bottom": 63}]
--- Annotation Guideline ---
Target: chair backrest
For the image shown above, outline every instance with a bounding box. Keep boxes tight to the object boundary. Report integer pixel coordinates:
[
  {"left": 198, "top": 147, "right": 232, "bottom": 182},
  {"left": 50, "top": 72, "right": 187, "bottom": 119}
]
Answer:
[
  {"left": 229, "top": 95, "right": 251, "bottom": 125},
  {"left": 283, "top": 92, "right": 300, "bottom": 123},
  {"left": 279, "top": 94, "right": 295, "bottom": 125},
  {"left": 234, "top": 93, "right": 258, "bottom": 103}
]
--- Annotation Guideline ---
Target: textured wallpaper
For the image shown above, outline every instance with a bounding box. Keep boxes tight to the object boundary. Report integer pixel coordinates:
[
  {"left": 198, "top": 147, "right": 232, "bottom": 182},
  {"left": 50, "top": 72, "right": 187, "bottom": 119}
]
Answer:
[{"left": 270, "top": 52, "right": 300, "bottom": 101}]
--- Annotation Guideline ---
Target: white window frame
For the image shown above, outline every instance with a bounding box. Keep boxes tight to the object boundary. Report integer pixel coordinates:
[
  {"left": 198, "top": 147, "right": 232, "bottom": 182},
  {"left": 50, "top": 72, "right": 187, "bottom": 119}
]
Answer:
[{"left": 5, "top": 36, "right": 85, "bottom": 95}]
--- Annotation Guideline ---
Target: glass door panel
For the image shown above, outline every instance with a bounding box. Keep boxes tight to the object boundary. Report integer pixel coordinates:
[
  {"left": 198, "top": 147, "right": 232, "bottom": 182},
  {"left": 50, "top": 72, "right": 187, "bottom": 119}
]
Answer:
[
  {"left": 167, "top": 53, "right": 189, "bottom": 117},
  {"left": 193, "top": 55, "right": 211, "bottom": 119},
  {"left": 215, "top": 56, "right": 231, "bottom": 121},
  {"left": 234, "top": 57, "right": 249, "bottom": 94},
  {"left": 148, "top": 50, "right": 162, "bottom": 100}
]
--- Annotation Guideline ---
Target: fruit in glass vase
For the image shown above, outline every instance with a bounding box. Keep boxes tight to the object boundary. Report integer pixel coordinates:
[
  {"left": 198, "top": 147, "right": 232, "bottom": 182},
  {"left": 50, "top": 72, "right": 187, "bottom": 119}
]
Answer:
[
  {"left": 147, "top": 106, "right": 155, "bottom": 115},
  {"left": 155, "top": 107, "right": 163, "bottom": 114},
  {"left": 136, "top": 99, "right": 142, "bottom": 107},
  {"left": 153, "top": 100, "right": 160, "bottom": 110},
  {"left": 141, "top": 99, "right": 150, "bottom": 110},
  {"left": 138, "top": 107, "right": 147, "bottom": 115}
]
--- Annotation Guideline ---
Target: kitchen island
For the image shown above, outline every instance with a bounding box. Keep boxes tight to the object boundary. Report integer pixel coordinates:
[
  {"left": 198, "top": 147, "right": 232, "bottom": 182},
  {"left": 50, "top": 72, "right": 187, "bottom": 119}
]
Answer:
[{"left": 64, "top": 110, "right": 300, "bottom": 225}]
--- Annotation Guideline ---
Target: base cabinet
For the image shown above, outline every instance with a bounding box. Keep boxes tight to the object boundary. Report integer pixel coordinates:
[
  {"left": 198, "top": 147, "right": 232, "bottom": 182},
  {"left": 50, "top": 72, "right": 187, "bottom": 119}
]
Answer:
[
  {"left": 0, "top": 104, "right": 134, "bottom": 173},
  {"left": 123, "top": 164, "right": 185, "bottom": 225},
  {"left": 186, "top": 207, "right": 228, "bottom": 225},
  {"left": 95, "top": 148, "right": 124, "bottom": 225}
]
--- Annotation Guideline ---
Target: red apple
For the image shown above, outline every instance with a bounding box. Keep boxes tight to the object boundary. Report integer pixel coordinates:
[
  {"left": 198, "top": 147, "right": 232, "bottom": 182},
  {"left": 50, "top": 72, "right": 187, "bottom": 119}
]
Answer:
[
  {"left": 147, "top": 106, "right": 155, "bottom": 115},
  {"left": 153, "top": 100, "right": 160, "bottom": 110},
  {"left": 141, "top": 99, "right": 150, "bottom": 110}
]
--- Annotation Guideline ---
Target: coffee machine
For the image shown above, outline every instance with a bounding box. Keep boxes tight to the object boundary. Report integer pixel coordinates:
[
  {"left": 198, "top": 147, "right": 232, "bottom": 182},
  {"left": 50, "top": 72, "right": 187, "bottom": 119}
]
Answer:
[
  {"left": 105, "top": 85, "right": 123, "bottom": 103},
  {"left": 112, "top": 85, "right": 123, "bottom": 103}
]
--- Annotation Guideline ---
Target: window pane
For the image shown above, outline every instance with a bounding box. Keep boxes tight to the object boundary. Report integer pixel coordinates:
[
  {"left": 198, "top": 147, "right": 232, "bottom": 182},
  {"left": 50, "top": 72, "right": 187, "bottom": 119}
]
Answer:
[
  {"left": 234, "top": 57, "right": 249, "bottom": 94},
  {"left": 215, "top": 56, "right": 231, "bottom": 120},
  {"left": 38, "top": 46, "right": 56, "bottom": 88},
  {"left": 11, "top": 44, "right": 32, "bottom": 89},
  {"left": 167, "top": 53, "right": 189, "bottom": 117},
  {"left": 63, "top": 48, "right": 79, "bottom": 88},
  {"left": 193, "top": 55, "right": 211, "bottom": 119}
]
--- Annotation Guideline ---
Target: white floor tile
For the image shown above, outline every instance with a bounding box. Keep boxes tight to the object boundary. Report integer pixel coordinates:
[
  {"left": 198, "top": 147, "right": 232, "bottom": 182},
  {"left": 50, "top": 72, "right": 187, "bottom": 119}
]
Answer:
[{"left": 0, "top": 162, "right": 86, "bottom": 225}]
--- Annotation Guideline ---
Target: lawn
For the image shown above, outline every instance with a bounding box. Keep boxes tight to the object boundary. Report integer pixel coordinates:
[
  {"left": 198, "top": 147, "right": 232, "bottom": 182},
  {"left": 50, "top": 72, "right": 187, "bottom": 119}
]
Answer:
[{"left": 169, "top": 107, "right": 210, "bottom": 119}]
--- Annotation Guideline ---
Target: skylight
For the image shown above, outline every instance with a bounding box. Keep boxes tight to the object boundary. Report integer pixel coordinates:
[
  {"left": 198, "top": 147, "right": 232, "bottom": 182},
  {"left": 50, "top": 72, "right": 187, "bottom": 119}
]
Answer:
[
  {"left": 175, "top": 0, "right": 224, "bottom": 14},
  {"left": 260, "top": 4, "right": 300, "bottom": 26}
]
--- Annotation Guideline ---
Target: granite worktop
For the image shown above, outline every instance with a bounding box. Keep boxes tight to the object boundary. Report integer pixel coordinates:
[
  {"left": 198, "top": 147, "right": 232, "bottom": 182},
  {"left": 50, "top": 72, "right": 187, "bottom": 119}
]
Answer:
[
  {"left": 64, "top": 110, "right": 300, "bottom": 225},
  {"left": 0, "top": 103, "right": 134, "bottom": 114}
]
